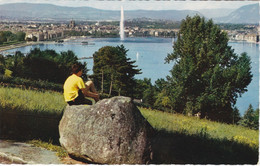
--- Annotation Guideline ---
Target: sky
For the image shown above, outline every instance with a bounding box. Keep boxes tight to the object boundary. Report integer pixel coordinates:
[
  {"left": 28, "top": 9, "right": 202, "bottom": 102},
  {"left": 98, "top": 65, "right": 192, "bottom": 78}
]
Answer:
[{"left": 0, "top": 0, "right": 258, "bottom": 11}]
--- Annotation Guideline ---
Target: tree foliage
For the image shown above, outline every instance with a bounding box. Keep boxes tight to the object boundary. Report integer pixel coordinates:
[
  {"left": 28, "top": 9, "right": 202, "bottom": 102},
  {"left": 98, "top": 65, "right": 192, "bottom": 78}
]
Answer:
[
  {"left": 164, "top": 15, "right": 252, "bottom": 122},
  {"left": 3, "top": 48, "right": 85, "bottom": 84},
  {"left": 239, "top": 105, "right": 259, "bottom": 130},
  {"left": 0, "top": 31, "right": 26, "bottom": 44},
  {"left": 93, "top": 45, "right": 141, "bottom": 97}
]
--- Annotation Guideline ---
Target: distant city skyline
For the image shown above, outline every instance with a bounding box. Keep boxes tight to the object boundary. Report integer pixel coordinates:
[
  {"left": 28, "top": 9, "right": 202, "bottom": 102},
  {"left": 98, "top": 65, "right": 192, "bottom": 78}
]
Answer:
[{"left": 0, "top": 0, "right": 258, "bottom": 11}]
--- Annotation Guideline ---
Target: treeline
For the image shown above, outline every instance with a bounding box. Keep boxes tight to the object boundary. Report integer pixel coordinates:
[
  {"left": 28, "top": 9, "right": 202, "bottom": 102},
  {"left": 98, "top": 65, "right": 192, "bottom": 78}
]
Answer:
[
  {"left": 0, "top": 31, "right": 26, "bottom": 45},
  {"left": 125, "top": 19, "right": 181, "bottom": 29},
  {"left": 217, "top": 23, "right": 256, "bottom": 30},
  {"left": 63, "top": 30, "right": 119, "bottom": 38},
  {"left": 0, "top": 75, "right": 62, "bottom": 92},
  {"left": 134, "top": 77, "right": 259, "bottom": 130},
  {"left": 0, "top": 48, "right": 86, "bottom": 84}
]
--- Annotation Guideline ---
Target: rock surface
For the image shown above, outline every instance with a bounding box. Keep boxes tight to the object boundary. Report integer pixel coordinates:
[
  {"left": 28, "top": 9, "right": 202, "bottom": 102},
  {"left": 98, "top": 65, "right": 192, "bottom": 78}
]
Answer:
[
  {"left": 59, "top": 96, "right": 153, "bottom": 164},
  {"left": 0, "top": 140, "right": 61, "bottom": 164}
]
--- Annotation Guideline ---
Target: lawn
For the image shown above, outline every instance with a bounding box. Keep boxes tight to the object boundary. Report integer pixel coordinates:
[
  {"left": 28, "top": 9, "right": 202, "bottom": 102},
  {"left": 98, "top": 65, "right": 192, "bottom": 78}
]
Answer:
[{"left": 0, "top": 86, "right": 258, "bottom": 164}]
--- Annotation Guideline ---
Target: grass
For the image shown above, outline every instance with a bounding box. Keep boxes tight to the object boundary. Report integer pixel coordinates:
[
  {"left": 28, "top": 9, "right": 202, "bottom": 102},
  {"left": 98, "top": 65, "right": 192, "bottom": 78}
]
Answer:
[
  {"left": 140, "top": 107, "right": 259, "bottom": 164},
  {"left": 0, "top": 86, "right": 66, "bottom": 116},
  {"left": 28, "top": 139, "right": 67, "bottom": 158},
  {"left": 139, "top": 107, "right": 259, "bottom": 149},
  {"left": 0, "top": 41, "right": 25, "bottom": 47},
  {"left": 0, "top": 75, "right": 63, "bottom": 92},
  {"left": 0, "top": 86, "right": 258, "bottom": 164}
]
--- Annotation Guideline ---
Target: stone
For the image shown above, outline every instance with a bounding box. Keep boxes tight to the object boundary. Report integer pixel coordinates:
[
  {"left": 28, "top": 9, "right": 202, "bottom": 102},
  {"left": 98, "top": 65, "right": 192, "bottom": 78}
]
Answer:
[{"left": 59, "top": 96, "right": 153, "bottom": 164}]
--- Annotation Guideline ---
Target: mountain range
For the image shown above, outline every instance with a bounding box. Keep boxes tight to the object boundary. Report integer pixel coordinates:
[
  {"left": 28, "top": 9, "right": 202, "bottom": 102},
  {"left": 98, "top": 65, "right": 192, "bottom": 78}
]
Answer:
[
  {"left": 214, "top": 4, "right": 259, "bottom": 24},
  {"left": 0, "top": 3, "right": 258, "bottom": 24}
]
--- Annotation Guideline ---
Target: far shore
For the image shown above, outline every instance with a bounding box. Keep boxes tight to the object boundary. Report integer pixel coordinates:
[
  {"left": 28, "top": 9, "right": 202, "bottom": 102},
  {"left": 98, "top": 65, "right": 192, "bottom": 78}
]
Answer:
[
  {"left": 0, "top": 41, "right": 54, "bottom": 53},
  {"left": 0, "top": 37, "right": 258, "bottom": 54}
]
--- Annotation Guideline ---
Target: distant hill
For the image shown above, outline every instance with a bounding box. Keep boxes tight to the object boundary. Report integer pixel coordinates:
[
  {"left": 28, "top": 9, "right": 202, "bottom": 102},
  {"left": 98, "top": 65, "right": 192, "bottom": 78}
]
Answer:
[
  {"left": 0, "top": 3, "right": 202, "bottom": 22},
  {"left": 0, "top": 3, "right": 258, "bottom": 24},
  {"left": 198, "top": 8, "right": 235, "bottom": 19},
  {"left": 214, "top": 3, "right": 259, "bottom": 24}
]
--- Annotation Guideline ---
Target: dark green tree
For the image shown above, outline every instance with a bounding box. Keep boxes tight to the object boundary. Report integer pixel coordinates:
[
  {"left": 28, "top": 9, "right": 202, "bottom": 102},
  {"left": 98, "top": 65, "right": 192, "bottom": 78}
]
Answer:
[
  {"left": 16, "top": 32, "right": 26, "bottom": 41},
  {"left": 165, "top": 15, "right": 252, "bottom": 122},
  {"left": 133, "top": 78, "right": 156, "bottom": 107},
  {"left": 93, "top": 45, "right": 141, "bottom": 97},
  {"left": 253, "top": 108, "right": 259, "bottom": 130},
  {"left": 231, "top": 107, "right": 241, "bottom": 124},
  {"left": 133, "top": 78, "right": 152, "bottom": 100},
  {"left": 10, "top": 51, "right": 25, "bottom": 76},
  {"left": 239, "top": 105, "right": 259, "bottom": 130},
  {"left": 0, "top": 54, "right": 5, "bottom": 74},
  {"left": 4, "top": 48, "right": 84, "bottom": 84},
  {"left": 0, "top": 31, "right": 8, "bottom": 44}
]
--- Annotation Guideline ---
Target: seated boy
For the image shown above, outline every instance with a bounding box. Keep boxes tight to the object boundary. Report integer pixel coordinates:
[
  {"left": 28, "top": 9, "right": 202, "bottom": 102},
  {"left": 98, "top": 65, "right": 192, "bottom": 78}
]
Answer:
[{"left": 63, "top": 63, "right": 99, "bottom": 106}]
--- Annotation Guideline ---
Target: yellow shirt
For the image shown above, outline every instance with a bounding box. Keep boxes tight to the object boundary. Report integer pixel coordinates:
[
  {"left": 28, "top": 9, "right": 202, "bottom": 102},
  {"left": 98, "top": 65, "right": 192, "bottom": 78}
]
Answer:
[{"left": 63, "top": 74, "right": 86, "bottom": 102}]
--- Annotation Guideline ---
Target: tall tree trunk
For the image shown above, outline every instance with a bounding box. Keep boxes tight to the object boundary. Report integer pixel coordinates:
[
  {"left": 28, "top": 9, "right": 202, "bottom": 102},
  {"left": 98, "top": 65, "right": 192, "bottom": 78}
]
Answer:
[
  {"left": 101, "top": 69, "right": 104, "bottom": 94},
  {"left": 109, "top": 74, "right": 113, "bottom": 97}
]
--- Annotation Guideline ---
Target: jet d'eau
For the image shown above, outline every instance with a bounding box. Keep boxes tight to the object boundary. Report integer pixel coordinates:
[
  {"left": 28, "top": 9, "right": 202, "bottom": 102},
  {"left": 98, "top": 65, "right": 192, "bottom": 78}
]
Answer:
[{"left": 120, "top": 5, "right": 125, "bottom": 40}]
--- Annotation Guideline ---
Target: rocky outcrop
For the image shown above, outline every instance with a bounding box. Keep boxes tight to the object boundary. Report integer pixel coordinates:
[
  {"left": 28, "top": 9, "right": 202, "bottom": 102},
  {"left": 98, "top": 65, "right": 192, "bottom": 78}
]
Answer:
[{"left": 59, "top": 96, "right": 153, "bottom": 164}]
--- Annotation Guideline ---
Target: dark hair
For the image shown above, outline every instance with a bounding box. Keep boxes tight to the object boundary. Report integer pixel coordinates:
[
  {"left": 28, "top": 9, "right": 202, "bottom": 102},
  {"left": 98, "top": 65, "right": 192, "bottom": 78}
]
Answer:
[{"left": 71, "top": 63, "right": 84, "bottom": 74}]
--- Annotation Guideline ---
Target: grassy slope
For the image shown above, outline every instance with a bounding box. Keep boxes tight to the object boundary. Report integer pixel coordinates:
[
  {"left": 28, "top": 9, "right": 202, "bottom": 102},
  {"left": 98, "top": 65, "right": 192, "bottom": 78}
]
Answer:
[
  {"left": 140, "top": 108, "right": 258, "bottom": 149},
  {"left": 0, "top": 86, "right": 258, "bottom": 164},
  {"left": 140, "top": 107, "right": 258, "bottom": 164},
  {"left": 0, "top": 86, "right": 66, "bottom": 116}
]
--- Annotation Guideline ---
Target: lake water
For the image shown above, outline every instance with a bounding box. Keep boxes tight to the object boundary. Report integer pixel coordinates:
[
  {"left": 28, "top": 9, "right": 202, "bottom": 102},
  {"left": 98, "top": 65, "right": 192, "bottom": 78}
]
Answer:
[{"left": 6, "top": 37, "right": 259, "bottom": 115}]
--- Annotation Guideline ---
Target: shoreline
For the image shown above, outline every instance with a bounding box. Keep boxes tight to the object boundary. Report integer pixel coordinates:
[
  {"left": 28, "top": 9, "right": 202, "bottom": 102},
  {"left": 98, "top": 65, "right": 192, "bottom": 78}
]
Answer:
[
  {"left": 0, "top": 41, "right": 54, "bottom": 53},
  {"left": 0, "top": 38, "right": 258, "bottom": 54}
]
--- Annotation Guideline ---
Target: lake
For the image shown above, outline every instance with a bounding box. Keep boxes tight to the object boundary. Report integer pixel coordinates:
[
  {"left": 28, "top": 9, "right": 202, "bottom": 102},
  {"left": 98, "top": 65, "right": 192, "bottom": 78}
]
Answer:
[{"left": 7, "top": 37, "right": 259, "bottom": 115}]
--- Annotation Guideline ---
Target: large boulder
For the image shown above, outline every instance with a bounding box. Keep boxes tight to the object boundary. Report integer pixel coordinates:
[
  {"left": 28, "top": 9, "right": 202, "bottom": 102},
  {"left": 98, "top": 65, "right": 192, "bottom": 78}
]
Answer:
[{"left": 59, "top": 96, "right": 153, "bottom": 164}]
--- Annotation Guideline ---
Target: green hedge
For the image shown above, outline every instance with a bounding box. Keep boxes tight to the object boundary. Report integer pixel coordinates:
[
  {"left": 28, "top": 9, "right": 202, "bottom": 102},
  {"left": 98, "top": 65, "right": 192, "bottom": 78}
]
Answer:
[{"left": 0, "top": 75, "right": 63, "bottom": 92}]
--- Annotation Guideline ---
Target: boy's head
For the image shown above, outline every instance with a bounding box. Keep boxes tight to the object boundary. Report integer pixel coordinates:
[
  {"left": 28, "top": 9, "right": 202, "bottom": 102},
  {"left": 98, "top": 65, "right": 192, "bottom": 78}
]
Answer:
[{"left": 71, "top": 63, "right": 84, "bottom": 74}]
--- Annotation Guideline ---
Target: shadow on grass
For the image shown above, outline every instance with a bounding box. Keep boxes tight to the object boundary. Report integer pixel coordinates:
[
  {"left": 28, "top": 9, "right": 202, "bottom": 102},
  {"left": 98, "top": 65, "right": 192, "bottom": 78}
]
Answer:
[
  {"left": 1, "top": 110, "right": 258, "bottom": 164},
  {"left": 0, "top": 110, "right": 62, "bottom": 145},
  {"left": 151, "top": 129, "right": 258, "bottom": 164}
]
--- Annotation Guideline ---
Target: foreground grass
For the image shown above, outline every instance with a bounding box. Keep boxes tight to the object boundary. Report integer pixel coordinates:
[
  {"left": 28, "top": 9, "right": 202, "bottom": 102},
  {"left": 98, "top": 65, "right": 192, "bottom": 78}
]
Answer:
[
  {"left": 140, "top": 107, "right": 258, "bottom": 164},
  {"left": 139, "top": 108, "right": 259, "bottom": 149},
  {"left": 0, "top": 86, "right": 66, "bottom": 116},
  {"left": 28, "top": 139, "right": 67, "bottom": 158},
  {"left": 0, "top": 86, "right": 258, "bottom": 163}
]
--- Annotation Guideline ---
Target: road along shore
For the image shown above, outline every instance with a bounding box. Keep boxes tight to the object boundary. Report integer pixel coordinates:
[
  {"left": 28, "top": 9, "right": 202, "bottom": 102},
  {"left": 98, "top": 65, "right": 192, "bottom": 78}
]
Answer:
[{"left": 0, "top": 41, "right": 52, "bottom": 52}]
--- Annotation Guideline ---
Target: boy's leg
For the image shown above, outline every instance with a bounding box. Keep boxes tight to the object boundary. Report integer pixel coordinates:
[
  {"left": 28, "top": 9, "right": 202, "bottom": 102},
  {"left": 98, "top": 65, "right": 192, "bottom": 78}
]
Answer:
[
  {"left": 86, "top": 80, "right": 98, "bottom": 93},
  {"left": 68, "top": 90, "right": 92, "bottom": 105},
  {"left": 77, "top": 90, "right": 92, "bottom": 105},
  {"left": 86, "top": 80, "right": 99, "bottom": 102}
]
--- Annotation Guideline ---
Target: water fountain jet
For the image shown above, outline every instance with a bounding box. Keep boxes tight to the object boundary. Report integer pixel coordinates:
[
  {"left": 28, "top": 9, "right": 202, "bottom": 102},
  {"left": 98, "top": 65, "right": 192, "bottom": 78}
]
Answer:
[{"left": 120, "top": 6, "right": 125, "bottom": 40}]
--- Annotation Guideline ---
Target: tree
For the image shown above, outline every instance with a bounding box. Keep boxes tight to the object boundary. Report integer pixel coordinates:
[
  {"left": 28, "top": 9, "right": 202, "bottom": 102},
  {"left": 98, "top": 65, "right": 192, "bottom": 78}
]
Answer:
[
  {"left": 16, "top": 32, "right": 26, "bottom": 41},
  {"left": 231, "top": 107, "right": 241, "bottom": 124},
  {"left": 9, "top": 51, "right": 25, "bottom": 77},
  {"left": 0, "top": 54, "right": 5, "bottom": 74},
  {"left": 0, "top": 31, "right": 7, "bottom": 44},
  {"left": 4, "top": 48, "right": 85, "bottom": 84},
  {"left": 239, "top": 105, "right": 259, "bottom": 130},
  {"left": 133, "top": 78, "right": 152, "bottom": 100},
  {"left": 253, "top": 108, "right": 259, "bottom": 130},
  {"left": 93, "top": 45, "right": 141, "bottom": 97},
  {"left": 165, "top": 15, "right": 252, "bottom": 122}
]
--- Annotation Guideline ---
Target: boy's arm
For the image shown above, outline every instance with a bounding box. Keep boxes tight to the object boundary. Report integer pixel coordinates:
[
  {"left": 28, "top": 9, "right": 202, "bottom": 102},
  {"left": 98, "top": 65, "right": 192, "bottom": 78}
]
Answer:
[{"left": 81, "top": 88, "right": 99, "bottom": 101}]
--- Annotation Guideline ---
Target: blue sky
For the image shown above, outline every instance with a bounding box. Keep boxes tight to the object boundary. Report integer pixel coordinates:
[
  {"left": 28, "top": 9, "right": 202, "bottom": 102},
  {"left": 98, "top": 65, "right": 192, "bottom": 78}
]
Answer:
[{"left": 0, "top": 0, "right": 258, "bottom": 10}]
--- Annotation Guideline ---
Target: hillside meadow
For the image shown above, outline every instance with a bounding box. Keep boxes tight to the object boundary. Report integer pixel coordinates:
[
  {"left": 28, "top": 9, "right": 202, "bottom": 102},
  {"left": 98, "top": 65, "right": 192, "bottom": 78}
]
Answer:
[{"left": 0, "top": 86, "right": 258, "bottom": 164}]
